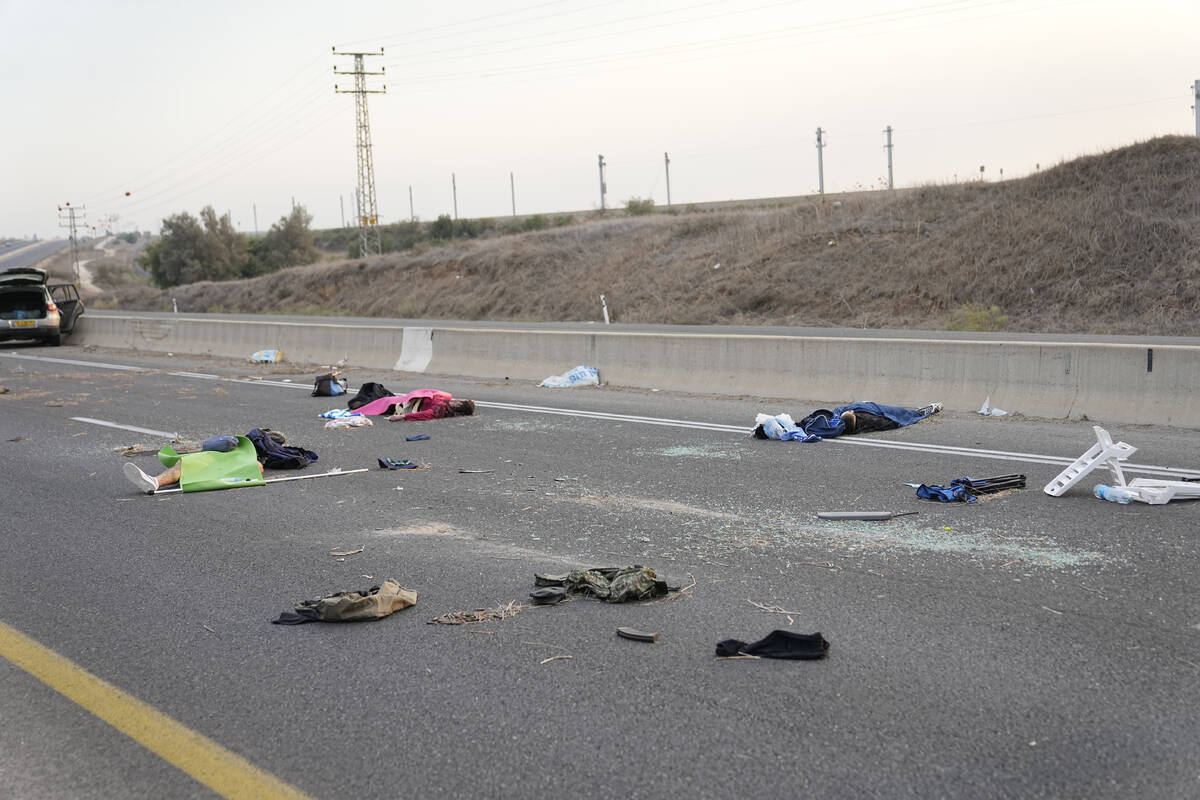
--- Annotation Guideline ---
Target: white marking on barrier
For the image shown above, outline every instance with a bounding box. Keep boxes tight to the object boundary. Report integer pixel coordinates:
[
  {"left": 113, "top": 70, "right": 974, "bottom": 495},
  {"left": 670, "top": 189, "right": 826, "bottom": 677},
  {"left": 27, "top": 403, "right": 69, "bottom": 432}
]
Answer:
[{"left": 395, "top": 326, "right": 433, "bottom": 373}]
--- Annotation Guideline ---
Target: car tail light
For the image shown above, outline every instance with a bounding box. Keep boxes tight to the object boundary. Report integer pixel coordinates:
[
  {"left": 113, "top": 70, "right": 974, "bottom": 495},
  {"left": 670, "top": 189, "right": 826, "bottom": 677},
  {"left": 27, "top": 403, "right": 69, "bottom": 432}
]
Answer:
[{"left": 47, "top": 301, "right": 58, "bottom": 313}]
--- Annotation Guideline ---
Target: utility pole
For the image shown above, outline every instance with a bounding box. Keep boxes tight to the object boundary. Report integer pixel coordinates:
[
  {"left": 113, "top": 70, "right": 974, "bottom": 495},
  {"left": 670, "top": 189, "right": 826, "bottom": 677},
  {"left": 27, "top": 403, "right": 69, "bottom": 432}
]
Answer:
[
  {"left": 883, "top": 125, "right": 894, "bottom": 190},
  {"left": 452, "top": 173, "right": 458, "bottom": 219},
  {"left": 333, "top": 46, "right": 386, "bottom": 257},
  {"left": 1194, "top": 80, "right": 1199, "bottom": 136},
  {"left": 409, "top": 185, "right": 415, "bottom": 222},
  {"left": 816, "top": 127, "right": 826, "bottom": 195},
  {"left": 57, "top": 202, "right": 85, "bottom": 287},
  {"left": 598, "top": 154, "right": 607, "bottom": 212},
  {"left": 664, "top": 152, "right": 671, "bottom": 207},
  {"left": 510, "top": 172, "right": 516, "bottom": 217}
]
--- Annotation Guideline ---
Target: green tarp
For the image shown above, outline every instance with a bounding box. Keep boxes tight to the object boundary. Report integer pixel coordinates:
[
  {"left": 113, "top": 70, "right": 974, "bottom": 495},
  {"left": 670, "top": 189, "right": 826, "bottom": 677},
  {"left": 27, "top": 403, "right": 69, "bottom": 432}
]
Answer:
[{"left": 157, "top": 435, "right": 265, "bottom": 493}]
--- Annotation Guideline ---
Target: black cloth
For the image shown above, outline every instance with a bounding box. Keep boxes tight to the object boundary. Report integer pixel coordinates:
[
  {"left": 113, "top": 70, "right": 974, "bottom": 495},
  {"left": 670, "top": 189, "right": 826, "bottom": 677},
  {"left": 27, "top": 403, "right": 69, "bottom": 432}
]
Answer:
[
  {"left": 246, "top": 428, "right": 318, "bottom": 469},
  {"left": 347, "top": 382, "right": 394, "bottom": 410},
  {"left": 716, "top": 630, "right": 830, "bottom": 660},
  {"left": 847, "top": 411, "right": 899, "bottom": 434}
]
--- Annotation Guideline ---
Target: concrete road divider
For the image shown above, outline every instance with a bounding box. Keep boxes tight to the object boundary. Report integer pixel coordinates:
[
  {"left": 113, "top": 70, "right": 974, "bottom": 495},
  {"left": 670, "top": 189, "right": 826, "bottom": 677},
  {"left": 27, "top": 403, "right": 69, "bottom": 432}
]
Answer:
[{"left": 75, "top": 312, "right": 1200, "bottom": 428}]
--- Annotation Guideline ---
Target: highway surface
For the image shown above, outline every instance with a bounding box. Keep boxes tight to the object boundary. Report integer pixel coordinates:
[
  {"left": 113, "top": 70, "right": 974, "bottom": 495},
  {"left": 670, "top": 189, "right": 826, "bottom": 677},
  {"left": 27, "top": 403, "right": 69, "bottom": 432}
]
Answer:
[
  {"left": 0, "top": 239, "right": 69, "bottom": 270},
  {"left": 2, "top": 342, "right": 1198, "bottom": 799}
]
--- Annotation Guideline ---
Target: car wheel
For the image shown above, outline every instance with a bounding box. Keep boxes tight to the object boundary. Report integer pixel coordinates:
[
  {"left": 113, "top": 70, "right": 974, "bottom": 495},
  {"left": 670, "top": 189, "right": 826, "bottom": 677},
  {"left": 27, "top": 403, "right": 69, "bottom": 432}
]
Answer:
[{"left": 49, "top": 333, "right": 62, "bottom": 346}]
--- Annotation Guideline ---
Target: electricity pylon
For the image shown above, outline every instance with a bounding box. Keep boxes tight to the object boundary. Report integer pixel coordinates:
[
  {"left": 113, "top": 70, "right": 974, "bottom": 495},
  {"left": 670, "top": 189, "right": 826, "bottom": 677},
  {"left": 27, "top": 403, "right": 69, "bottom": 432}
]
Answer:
[
  {"left": 57, "top": 202, "right": 86, "bottom": 287},
  {"left": 333, "top": 46, "right": 386, "bottom": 257}
]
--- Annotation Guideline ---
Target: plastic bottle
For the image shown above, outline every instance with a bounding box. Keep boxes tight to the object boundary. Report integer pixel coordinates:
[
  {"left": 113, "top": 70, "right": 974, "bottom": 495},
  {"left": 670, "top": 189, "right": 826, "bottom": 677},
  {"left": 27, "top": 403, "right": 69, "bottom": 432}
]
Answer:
[{"left": 1093, "top": 484, "right": 1136, "bottom": 504}]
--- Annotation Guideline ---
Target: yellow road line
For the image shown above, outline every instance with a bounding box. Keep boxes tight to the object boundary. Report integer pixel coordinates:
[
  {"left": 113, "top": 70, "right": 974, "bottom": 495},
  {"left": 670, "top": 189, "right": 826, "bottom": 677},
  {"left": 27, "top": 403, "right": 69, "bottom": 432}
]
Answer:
[{"left": 0, "top": 621, "right": 313, "bottom": 800}]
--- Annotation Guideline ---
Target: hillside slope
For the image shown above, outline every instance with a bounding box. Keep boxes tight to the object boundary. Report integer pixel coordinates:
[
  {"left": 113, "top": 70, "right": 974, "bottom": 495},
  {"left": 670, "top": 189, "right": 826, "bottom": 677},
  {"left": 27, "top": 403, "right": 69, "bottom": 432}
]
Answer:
[{"left": 101, "top": 136, "right": 1200, "bottom": 336}]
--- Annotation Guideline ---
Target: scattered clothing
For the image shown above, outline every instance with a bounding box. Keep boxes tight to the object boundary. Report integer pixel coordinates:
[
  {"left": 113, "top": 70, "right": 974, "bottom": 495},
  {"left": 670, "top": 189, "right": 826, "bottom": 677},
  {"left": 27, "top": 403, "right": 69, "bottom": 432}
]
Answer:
[
  {"left": 271, "top": 579, "right": 418, "bottom": 625},
  {"left": 319, "top": 408, "right": 362, "bottom": 419},
  {"left": 378, "top": 457, "right": 421, "bottom": 470},
  {"left": 716, "top": 630, "right": 830, "bottom": 660},
  {"left": 324, "top": 416, "right": 373, "bottom": 429},
  {"left": 540, "top": 365, "right": 599, "bottom": 388},
  {"left": 247, "top": 428, "right": 317, "bottom": 470},
  {"left": 533, "top": 565, "right": 673, "bottom": 603},
  {"left": 528, "top": 586, "right": 567, "bottom": 605},
  {"left": 917, "top": 481, "right": 976, "bottom": 503},
  {"left": 405, "top": 434, "right": 430, "bottom": 442},
  {"left": 347, "top": 382, "right": 395, "bottom": 410},
  {"left": 917, "top": 474, "right": 1026, "bottom": 503}
]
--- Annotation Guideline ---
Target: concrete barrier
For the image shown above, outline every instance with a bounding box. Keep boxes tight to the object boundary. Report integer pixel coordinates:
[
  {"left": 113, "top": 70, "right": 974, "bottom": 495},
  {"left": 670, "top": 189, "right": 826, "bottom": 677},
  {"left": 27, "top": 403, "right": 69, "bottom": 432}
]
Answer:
[{"left": 74, "top": 312, "right": 1200, "bottom": 427}]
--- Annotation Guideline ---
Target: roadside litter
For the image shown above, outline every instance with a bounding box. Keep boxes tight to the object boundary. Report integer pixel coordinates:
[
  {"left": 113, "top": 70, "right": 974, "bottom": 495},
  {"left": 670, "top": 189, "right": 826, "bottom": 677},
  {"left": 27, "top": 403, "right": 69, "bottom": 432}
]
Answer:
[
  {"left": 428, "top": 600, "right": 534, "bottom": 625},
  {"left": 1045, "top": 425, "right": 1200, "bottom": 504},
  {"left": 715, "top": 630, "right": 829, "bottom": 660},
  {"left": 540, "top": 365, "right": 599, "bottom": 388},
  {"left": 406, "top": 434, "right": 430, "bottom": 441},
  {"left": 250, "top": 349, "right": 282, "bottom": 363},
  {"left": 311, "top": 372, "right": 348, "bottom": 396},
  {"left": 378, "top": 457, "right": 427, "bottom": 470},
  {"left": 978, "top": 396, "right": 1008, "bottom": 416},
  {"left": 916, "top": 474, "right": 1026, "bottom": 503},
  {"left": 324, "top": 416, "right": 372, "bottom": 429},
  {"left": 271, "top": 579, "right": 417, "bottom": 625},
  {"left": 319, "top": 408, "right": 362, "bottom": 419},
  {"left": 533, "top": 565, "right": 675, "bottom": 603},
  {"left": 817, "top": 510, "right": 918, "bottom": 520},
  {"left": 617, "top": 627, "right": 659, "bottom": 643}
]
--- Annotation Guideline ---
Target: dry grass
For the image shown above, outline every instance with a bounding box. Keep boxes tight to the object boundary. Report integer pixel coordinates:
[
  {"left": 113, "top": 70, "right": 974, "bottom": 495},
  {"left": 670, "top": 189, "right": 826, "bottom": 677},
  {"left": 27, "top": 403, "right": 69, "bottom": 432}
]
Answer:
[{"left": 99, "top": 135, "right": 1200, "bottom": 335}]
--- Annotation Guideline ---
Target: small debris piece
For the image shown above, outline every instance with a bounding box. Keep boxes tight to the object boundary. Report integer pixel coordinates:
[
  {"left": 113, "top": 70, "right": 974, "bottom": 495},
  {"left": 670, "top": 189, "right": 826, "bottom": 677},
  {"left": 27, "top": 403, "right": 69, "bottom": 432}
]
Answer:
[
  {"left": 540, "top": 655, "right": 573, "bottom": 664},
  {"left": 459, "top": 469, "right": 495, "bottom": 474},
  {"left": 330, "top": 547, "right": 364, "bottom": 557},
  {"left": 617, "top": 627, "right": 659, "bottom": 643}
]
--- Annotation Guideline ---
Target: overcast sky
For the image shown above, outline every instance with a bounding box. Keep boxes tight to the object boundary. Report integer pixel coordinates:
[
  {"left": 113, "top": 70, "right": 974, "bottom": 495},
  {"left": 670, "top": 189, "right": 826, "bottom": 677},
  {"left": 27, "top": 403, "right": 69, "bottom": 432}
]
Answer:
[{"left": 2, "top": 0, "right": 1196, "bottom": 240}]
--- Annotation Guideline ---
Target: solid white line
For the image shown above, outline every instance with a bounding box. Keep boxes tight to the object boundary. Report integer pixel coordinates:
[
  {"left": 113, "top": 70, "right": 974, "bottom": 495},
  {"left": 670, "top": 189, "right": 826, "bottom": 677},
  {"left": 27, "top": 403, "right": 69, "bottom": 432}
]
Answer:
[{"left": 72, "top": 417, "right": 178, "bottom": 438}]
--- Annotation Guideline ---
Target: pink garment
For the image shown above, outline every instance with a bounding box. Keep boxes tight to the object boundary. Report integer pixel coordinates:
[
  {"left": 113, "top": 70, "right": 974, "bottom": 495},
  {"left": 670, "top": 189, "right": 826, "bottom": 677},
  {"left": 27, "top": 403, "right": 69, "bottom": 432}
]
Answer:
[{"left": 354, "top": 390, "right": 451, "bottom": 417}]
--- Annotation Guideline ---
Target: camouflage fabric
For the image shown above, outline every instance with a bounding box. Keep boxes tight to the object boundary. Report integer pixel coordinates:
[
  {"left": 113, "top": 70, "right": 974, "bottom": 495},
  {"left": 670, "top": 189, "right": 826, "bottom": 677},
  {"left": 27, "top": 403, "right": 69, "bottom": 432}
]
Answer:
[
  {"left": 533, "top": 566, "right": 670, "bottom": 603},
  {"left": 296, "top": 579, "right": 418, "bottom": 622}
]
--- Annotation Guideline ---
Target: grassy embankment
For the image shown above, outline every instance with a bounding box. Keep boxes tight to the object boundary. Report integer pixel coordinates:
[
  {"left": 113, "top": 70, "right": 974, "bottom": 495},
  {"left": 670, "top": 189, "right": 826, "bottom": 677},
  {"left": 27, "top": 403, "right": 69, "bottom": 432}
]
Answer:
[{"left": 82, "top": 135, "right": 1200, "bottom": 336}]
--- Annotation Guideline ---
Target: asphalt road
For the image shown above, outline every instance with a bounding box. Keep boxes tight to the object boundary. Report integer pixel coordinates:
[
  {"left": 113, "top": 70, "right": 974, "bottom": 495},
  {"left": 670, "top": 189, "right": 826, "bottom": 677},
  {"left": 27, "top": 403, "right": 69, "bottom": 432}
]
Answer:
[
  {"left": 0, "top": 239, "right": 70, "bottom": 269},
  {"left": 1, "top": 343, "right": 1198, "bottom": 799}
]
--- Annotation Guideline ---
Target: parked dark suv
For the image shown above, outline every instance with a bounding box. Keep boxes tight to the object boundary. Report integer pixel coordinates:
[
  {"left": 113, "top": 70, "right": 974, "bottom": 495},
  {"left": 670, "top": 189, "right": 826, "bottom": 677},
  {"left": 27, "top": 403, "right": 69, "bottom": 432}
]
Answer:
[{"left": 0, "top": 267, "right": 84, "bottom": 346}]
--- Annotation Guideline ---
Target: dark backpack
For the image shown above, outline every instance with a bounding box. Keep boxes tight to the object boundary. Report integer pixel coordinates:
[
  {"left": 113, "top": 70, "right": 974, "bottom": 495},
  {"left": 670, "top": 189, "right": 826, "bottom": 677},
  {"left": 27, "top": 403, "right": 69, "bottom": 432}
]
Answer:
[
  {"left": 347, "top": 381, "right": 394, "bottom": 410},
  {"left": 312, "top": 373, "right": 348, "bottom": 397}
]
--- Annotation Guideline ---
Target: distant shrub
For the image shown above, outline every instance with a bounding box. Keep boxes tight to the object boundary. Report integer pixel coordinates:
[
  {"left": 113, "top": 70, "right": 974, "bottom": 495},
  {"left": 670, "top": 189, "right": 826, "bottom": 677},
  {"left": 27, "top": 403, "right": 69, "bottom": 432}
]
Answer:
[
  {"left": 430, "top": 214, "right": 454, "bottom": 240},
  {"left": 118, "top": 232, "right": 139, "bottom": 244},
  {"left": 625, "top": 197, "right": 656, "bottom": 215},
  {"left": 947, "top": 303, "right": 1009, "bottom": 331}
]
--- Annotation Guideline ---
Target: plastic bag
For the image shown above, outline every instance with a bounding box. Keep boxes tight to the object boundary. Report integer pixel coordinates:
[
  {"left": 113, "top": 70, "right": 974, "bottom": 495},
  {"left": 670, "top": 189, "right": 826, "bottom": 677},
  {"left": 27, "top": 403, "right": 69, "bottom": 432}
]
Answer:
[{"left": 540, "top": 365, "right": 599, "bottom": 388}]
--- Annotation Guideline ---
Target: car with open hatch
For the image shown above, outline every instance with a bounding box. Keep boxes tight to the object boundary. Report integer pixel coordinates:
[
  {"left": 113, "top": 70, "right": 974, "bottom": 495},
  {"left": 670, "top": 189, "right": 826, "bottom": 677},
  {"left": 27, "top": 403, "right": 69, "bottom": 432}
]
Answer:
[{"left": 0, "top": 267, "right": 84, "bottom": 346}]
